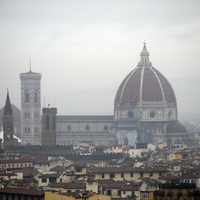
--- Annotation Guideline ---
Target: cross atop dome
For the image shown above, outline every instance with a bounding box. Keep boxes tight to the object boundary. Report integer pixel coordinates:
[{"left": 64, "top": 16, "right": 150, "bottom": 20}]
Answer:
[{"left": 137, "top": 42, "right": 152, "bottom": 67}]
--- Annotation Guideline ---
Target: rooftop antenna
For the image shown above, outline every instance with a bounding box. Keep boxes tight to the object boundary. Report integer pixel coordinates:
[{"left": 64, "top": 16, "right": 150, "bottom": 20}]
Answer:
[
  {"left": 29, "top": 57, "right": 32, "bottom": 72},
  {"left": 44, "top": 97, "right": 45, "bottom": 108}
]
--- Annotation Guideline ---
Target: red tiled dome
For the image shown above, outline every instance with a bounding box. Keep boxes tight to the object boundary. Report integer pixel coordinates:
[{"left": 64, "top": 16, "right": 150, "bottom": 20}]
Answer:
[
  {"left": 115, "top": 44, "right": 176, "bottom": 104},
  {"left": 166, "top": 121, "right": 187, "bottom": 133}
]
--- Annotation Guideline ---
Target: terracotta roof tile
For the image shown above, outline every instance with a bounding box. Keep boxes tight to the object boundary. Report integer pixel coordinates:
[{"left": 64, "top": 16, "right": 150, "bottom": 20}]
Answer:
[
  {"left": 38, "top": 173, "right": 60, "bottom": 178},
  {"left": 0, "top": 187, "right": 44, "bottom": 196},
  {"left": 64, "top": 181, "right": 86, "bottom": 190}
]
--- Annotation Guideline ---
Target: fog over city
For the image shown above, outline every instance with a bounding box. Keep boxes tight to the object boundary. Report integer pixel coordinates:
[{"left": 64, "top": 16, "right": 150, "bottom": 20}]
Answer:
[{"left": 0, "top": 0, "right": 200, "bottom": 115}]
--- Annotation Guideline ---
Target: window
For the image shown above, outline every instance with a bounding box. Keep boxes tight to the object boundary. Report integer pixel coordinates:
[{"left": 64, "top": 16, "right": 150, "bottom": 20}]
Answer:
[
  {"left": 76, "top": 167, "right": 82, "bottom": 172},
  {"left": 130, "top": 172, "right": 133, "bottom": 177},
  {"left": 25, "top": 90, "right": 29, "bottom": 103},
  {"left": 140, "top": 172, "right": 143, "bottom": 177},
  {"left": 34, "top": 127, "right": 39, "bottom": 134},
  {"left": 150, "top": 111, "right": 155, "bottom": 118},
  {"left": 110, "top": 173, "right": 115, "bottom": 178},
  {"left": 106, "top": 190, "right": 111, "bottom": 195},
  {"left": 142, "top": 192, "right": 150, "bottom": 198},
  {"left": 34, "top": 90, "right": 38, "bottom": 103},
  {"left": 128, "top": 111, "right": 134, "bottom": 118},
  {"left": 53, "top": 116, "right": 56, "bottom": 129},
  {"left": 46, "top": 115, "right": 49, "bottom": 129},
  {"left": 49, "top": 177, "right": 56, "bottom": 183},
  {"left": 67, "top": 125, "right": 71, "bottom": 131},
  {"left": 6, "top": 123, "right": 10, "bottom": 130},
  {"left": 101, "top": 174, "right": 104, "bottom": 178},
  {"left": 118, "top": 190, "right": 121, "bottom": 196},
  {"left": 121, "top": 173, "right": 124, "bottom": 178},
  {"left": 86, "top": 125, "right": 90, "bottom": 131},
  {"left": 42, "top": 178, "right": 47, "bottom": 183},
  {"left": 34, "top": 112, "right": 39, "bottom": 119}
]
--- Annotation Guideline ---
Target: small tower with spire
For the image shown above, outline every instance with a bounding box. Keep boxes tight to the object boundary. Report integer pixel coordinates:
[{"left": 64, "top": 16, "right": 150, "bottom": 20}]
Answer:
[{"left": 3, "top": 90, "right": 18, "bottom": 150}]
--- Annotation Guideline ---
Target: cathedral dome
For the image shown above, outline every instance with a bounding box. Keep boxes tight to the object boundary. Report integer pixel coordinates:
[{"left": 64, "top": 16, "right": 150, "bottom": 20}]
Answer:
[
  {"left": 115, "top": 43, "right": 176, "bottom": 104},
  {"left": 166, "top": 121, "right": 187, "bottom": 133},
  {"left": 0, "top": 104, "right": 21, "bottom": 124}
]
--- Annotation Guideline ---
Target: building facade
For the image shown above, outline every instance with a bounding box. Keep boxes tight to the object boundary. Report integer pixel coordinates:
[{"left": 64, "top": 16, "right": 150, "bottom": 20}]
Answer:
[{"left": 56, "top": 115, "right": 117, "bottom": 145}]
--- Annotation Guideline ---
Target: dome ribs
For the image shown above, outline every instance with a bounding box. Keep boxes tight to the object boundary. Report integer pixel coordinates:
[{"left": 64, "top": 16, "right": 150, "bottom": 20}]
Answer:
[
  {"left": 142, "top": 68, "right": 163, "bottom": 102},
  {"left": 153, "top": 68, "right": 176, "bottom": 103},
  {"left": 114, "top": 44, "right": 177, "bottom": 105},
  {"left": 121, "top": 68, "right": 141, "bottom": 103}
]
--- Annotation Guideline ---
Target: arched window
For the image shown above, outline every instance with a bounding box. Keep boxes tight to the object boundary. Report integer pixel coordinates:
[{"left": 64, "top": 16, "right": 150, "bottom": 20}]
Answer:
[
  {"left": 25, "top": 90, "right": 29, "bottom": 103},
  {"left": 34, "top": 112, "right": 38, "bottom": 119},
  {"left": 34, "top": 90, "right": 38, "bottom": 103},
  {"left": 25, "top": 112, "right": 27, "bottom": 119},
  {"left": 53, "top": 115, "right": 56, "bottom": 129},
  {"left": 28, "top": 112, "right": 30, "bottom": 119},
  {"left": 28, "top": 127, "right": 30, "bottom": 133},
  {"left": 46, "top": 115, "right": 49, "bottom": 129},
  {"left": 25, "top": 127, "right": 27, "bottom": 133}
]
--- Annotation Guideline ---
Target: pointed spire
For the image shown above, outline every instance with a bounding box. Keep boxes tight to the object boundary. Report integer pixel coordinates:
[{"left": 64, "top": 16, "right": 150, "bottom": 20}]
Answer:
[
  {"left": 3, "top": 89, "right": 13, "bottom": 116},
  {"left": 137, "top": 42, "right": 152, "bottom": 67}
]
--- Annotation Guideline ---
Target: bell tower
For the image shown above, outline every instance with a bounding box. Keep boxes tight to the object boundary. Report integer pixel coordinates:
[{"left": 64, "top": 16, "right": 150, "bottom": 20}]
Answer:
[
  {"left": 20, "top": 67, "right": 42, "bottom": 145},
  {"left": 42, "top": 107, "right": 57, "bottom": 146}
]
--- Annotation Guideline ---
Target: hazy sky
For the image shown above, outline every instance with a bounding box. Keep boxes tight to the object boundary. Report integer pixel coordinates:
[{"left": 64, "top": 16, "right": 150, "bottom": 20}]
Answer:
[{"left": 0, "top": 0, "right": 200, "bottom": 115}]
